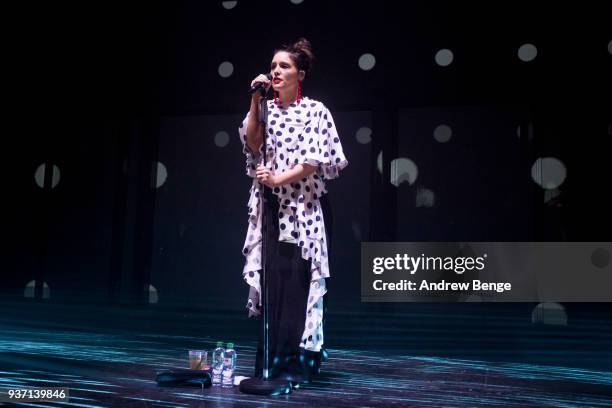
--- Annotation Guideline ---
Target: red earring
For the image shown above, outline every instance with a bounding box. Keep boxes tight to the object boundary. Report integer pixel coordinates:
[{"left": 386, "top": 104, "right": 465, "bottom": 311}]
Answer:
[{"left": 297, "top": 81, "right": 301, "bottom": 104}]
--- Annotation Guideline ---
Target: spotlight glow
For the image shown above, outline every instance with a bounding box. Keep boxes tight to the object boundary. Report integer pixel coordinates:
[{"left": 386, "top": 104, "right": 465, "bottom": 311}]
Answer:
[
  {"left": 358, "top": 53, "right": 376, "bottom": 71},
  {"left": 518, "top": 43, "right": 538, "bottom": 62},
  {"left": 34, "top": 163, "right": 60, "bottom": 189},
  {"left": 218, "top": 61, "right": 234, "bottom": 78},
  {"left": 433, "top": 124, "right": 452, "bottom": 143},
  {"left": 154, "top": 162, "right": 167, "bottom": 188},
  {"left": 221, "top": 1, "right": 237, "bottom": 9},
  {"left": 435, "top": 49, "right": 454, "bottom": 67},
  {"left": 390, "top": 158, "right": 418, "bottom": 186},
  {"left": 531, "top": 157, "right": 566, "bottom": 190},
  {"left": 215, "top": 131, "right": 230, "bottom": 147},
  {"left": 356, "top": 127, "right": 372, "bottom": 144}
]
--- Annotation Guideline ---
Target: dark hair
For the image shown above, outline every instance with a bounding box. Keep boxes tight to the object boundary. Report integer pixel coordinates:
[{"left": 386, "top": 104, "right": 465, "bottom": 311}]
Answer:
[{"left": 274, "top": 37, "right": 315, "bottom": 76}]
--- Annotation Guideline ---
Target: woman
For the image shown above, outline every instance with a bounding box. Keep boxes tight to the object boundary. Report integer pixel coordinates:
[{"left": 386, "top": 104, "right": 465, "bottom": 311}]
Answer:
[{"left": 238, "top": 38, "right": 348, "bottom": 383}]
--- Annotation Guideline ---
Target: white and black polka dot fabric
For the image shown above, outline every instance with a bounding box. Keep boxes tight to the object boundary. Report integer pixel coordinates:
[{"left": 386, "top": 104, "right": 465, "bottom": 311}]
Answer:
[{"left": 238, "top": 96, "right": 348, "bottom": 352}]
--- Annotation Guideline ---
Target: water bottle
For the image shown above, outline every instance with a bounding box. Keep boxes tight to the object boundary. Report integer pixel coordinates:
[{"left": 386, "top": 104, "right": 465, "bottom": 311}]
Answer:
[
  {"left": 221, "top": 342, "right": 236, "bottom": 387},
  {"left": 212, "top": 341, "right": 225, "bottom": 386}
]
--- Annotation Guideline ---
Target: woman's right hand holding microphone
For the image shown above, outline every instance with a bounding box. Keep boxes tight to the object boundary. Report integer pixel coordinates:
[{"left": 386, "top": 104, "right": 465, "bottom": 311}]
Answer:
[{"left": 250, "top": 74, "right": 272, "bottom": 102}]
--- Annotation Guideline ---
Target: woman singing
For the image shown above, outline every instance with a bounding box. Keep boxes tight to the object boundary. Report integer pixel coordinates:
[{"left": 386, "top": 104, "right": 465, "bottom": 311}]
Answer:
[{"left": 238, "top": 38, "right": 348, "bottom": 383}]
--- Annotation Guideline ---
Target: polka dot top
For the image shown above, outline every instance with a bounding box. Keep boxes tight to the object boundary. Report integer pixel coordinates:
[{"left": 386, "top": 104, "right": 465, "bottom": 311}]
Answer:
[{"left": 238, "top": 96, "right": 348, "bottom": 321}]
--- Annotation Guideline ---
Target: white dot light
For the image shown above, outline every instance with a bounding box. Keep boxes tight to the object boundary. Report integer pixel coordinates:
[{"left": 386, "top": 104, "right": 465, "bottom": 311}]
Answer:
[
  {"left": 215, "top": 131, "right": 230, "bottom": 147},
  {"left": 155, "top": 161, "right": 167, "bottom": 188},
  {"left": 34, "top": 163, "right": 60, "bottom": 189},
  {"left": 433, "top": 124, "right": 452, "bottom": 143},
  {"left": 531, "top": 157, "right": 566, "bottom": 190},
  {"left": 390, "top": 158, "right": 418, "bottom": 187},
  {"left": 218, "top": 61, "right": 234, "bottom": 78},
  {"left": 221, "top": 1, "right": 237, "bottom": 9},
  {"left": 435, "top": 49, "right": 454, "bottom": 66},
  {"left": 290, "top": 0, "right": 305, "bottom": 4},
  {"left": 24, "top": 281, "right": 50, "bottom": 299},
  {"left": 34, "top": 165, "right": 44, "bottom": 187},
  {"left": 148, "top": 284, "right": 159, "bottom": 304},
  {"left": 531, "top": 302, "right": 567, "bottom": 325},
  {"left": 518, "top": 43, "right": 537, "bottom": 62},
  {"left": 355, "top": 127, "right": 372, "bottom": 144},
  {"left": 358, "top": 53, "right": 376, "bottom": 71},
  {"left": 377, "top": 151, "right": 383, "bottom": 174},
  {"left": 416, "top": 187, "right": 435, "bottom": 207}
]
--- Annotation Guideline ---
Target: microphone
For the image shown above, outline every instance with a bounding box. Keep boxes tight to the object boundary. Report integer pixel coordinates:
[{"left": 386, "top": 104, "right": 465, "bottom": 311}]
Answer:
[{"left": 248, "top": 73, "right": 273, "bottom": 95}]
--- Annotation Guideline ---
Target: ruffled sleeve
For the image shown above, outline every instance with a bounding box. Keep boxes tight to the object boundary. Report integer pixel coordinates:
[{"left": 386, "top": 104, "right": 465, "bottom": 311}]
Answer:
[
  {"left": 238, "top": 112, "right": 263, "bottom": 178},
  {"left": 297, "top": 104, "right": 348, "bottom": 180}
]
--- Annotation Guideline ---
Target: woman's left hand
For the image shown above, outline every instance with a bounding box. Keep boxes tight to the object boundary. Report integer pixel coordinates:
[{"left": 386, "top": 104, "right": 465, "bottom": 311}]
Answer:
[{"left": 256, "top": 164, "right": 279, "bottom": 187}]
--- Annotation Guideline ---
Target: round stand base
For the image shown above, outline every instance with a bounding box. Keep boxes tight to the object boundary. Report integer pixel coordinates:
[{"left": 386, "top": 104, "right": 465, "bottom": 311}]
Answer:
[{"left": 239, "top": 377, "right": 292, "bottom": 396}]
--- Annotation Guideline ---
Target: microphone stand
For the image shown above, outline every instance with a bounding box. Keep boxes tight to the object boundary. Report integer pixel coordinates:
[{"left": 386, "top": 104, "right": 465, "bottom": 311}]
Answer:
[{"left": 240, "top": 87, "right": 292, "bottom": 396}]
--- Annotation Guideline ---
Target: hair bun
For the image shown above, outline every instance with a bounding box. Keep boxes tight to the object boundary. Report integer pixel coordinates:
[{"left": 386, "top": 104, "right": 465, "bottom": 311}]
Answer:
[
  {"left": 292, "top": 37, "right": 314, "bottom": 71},
  {"left": 293, "top": 38, "right": 311, "bottom": 53}
]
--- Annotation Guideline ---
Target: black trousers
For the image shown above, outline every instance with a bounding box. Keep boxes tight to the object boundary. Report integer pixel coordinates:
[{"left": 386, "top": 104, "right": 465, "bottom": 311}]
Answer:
[{"left": 254, "top": 187, "right": 332, "bottom": 381}]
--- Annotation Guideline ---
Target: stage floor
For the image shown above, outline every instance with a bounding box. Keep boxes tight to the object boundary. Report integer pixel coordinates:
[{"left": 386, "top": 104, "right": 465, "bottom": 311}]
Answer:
[{"left": 1, "top": 301, "right": 611, "bottom": 407}]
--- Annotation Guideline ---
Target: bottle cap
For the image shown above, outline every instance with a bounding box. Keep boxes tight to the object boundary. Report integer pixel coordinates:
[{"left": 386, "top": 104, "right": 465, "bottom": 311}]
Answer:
[
  {"left": 216, "top": 341, "right": 223, "bottom": 347},
  {"left": 227, "top": 342, "right": 234, "bottom": 349}
]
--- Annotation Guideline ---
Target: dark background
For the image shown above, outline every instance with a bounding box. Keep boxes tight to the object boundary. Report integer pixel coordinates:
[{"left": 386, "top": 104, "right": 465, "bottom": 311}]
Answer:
[{"left": 3, "top": 0, "right": 611, "bottom": 368}]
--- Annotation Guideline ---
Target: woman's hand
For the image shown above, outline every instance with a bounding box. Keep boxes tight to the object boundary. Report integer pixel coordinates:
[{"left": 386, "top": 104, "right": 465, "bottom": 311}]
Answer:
[
  {"left": 256, "top": 164, "right": 279, "bottom": 187},
  {"left": 250, "top": 74, "right": 271, "bottom": 102}
]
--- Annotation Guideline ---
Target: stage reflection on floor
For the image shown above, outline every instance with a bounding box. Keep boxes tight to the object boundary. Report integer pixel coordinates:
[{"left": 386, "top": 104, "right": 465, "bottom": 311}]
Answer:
[{"left": 1, "top": 301, "right": 611, "bottom": 407}]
